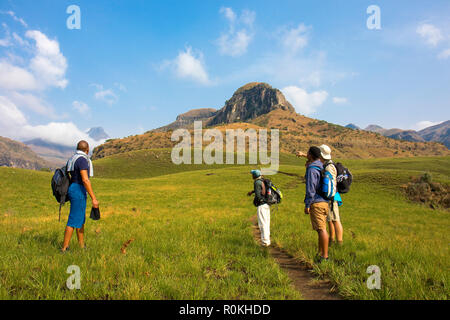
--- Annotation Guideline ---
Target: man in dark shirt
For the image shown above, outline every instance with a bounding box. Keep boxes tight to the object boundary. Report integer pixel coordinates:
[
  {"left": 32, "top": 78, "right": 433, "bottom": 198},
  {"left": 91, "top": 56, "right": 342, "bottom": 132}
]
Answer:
[
  {"left": 247, "top": 170, "right": 271, "bottom": 247},
  {"left": 61, "top": 140, "right": 99, "bottom": 252},
  {"left": 304, "top": 146, "right": 330, "bottom": 263}
]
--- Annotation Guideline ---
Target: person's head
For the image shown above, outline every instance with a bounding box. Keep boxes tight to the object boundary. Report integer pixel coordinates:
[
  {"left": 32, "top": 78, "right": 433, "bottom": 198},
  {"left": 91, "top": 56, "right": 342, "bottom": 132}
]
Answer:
[
  {"left": 319, "top": 144, "right": 332, "bottom": 161},
  {"left": 77, "top": 140, "right": 89, "bottom": 154},
  {"left": 307, "top": 146, "right": 321, "bottom": 162},
  {"left": 250, "top": 169, "right": 261, "bottom": 180}
]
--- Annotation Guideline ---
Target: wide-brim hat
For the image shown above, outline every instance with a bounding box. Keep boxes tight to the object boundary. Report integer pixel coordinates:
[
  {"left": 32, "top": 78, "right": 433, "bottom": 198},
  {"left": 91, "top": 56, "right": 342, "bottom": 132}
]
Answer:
[{"left": 319, "top": 144, "right": 332, "bottom": 160}]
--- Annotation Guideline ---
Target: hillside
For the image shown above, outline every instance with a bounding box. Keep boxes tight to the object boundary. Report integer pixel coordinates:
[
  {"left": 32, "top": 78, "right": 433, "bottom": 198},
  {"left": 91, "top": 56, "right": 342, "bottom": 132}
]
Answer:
[
  {"left": 92, "top": 82, "right": 450, "bottom": 160},
  {"left": 419, "top": 120, "right": 450, "bottom": 148},
  {"left": 0, "top": 136, "right": 52, "bottom": 170},
  {"left": 364, "top": 122, "right": 449, "bottom": 147}
]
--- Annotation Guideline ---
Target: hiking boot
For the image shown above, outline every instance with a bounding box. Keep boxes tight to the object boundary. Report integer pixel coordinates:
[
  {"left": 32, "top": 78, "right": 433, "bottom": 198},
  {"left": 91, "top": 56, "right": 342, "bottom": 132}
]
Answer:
[
  {"left": 314, "top": 255, "right": 329, "bottom": 264},
  {"left": 61, "top": 247, "right": 70, "bottom": 253}
]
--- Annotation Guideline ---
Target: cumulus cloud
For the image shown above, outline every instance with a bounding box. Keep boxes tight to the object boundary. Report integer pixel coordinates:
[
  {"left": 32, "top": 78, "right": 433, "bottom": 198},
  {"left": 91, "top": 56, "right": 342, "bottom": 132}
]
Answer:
[
  {"left": 162, "top": 47, "right": 211, "bottom": 85},
  {"left": 0, "top": 95, "right": 103, "bottom": 147},
  {"left": 280, "top": 24, "right": 310, "bottom": 54},
  {"left": 8, "top": 91, "right": 56, "bottom": 117},
  {"left": 332, "top": 97, "right": 348, "bottom": 104},
  {"left": 0, "top": 61, "right": 37, "bottom": 91},
  {"left": 416, "top": 23, "right": 444, "bottom": 47},
  {"left": 25, "top": 30, "right": 68, "bottom": 89},
  {"left": 72, "top": 101, "right": 90, "bottom": 115},
  {"left": 216, "top": 7, "right": 255, "bottom": 57},
  {"left": 281, "top": 86, "right": 328, "bottom": 115},
  {"left": 91, "top": 83, "right": 119, "bottom": 105},
  {"left": 438, "top": 48, "right": 450, "bottom": 60}
]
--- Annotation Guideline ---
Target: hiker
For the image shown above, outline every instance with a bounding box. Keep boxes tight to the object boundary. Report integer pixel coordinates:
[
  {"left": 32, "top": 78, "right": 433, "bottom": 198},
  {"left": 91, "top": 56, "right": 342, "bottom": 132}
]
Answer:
[
  {"left": 319, "top": 144, "right": 344, "bottom": 246},
  {"left": 61, "top": 140, "right": 99, "bottom": 252},
  {"left": 247, "top": 169, "right": 271, "bottom": 247},
  {"left": 304, "top": 146, "right": 330, "bottom": 262}
]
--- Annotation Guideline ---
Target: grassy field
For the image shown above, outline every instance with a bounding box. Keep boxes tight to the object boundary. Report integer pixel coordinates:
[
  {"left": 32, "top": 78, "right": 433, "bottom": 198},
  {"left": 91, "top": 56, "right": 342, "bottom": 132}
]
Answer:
[{"left": 0, "top": 154, "right": 448, "bottom": 299}]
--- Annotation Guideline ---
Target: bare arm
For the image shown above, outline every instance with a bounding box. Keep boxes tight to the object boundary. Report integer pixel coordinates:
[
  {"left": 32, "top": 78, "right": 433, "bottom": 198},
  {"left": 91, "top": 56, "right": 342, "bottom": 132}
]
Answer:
[{"left": 80, "top": 170, "right": 99, "bottom": 208}]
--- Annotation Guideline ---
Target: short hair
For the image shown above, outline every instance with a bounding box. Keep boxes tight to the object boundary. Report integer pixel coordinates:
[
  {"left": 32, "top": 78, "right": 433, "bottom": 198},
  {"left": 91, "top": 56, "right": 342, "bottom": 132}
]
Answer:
[
  {"left": 308, "top": 146, "right": 321, "bottom": 160},
  {"left": 77, "top": 140, "right": 89, "bottom": 152}
]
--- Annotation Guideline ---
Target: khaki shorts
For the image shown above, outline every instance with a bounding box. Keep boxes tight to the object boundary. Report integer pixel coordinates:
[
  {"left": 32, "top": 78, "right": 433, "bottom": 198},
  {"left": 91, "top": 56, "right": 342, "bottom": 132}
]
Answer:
[
  {"left": 309, "top": 202, "right": 329, "bottom": 231},
  {"left": 327, "top": 201, "right": 341, "bottom": 222}
]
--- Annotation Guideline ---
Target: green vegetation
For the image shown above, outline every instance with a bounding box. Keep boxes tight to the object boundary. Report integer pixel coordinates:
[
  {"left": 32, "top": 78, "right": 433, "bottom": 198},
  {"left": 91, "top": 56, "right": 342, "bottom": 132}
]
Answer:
[{"left": 0, "top": 154, "right": 448, "bottom": 299}]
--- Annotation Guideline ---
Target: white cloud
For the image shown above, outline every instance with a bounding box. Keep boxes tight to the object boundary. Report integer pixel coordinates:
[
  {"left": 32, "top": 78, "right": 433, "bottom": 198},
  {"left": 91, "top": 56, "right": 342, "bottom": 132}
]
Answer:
[
  {"left": 25, "top": 30, "right": 68, "bottom": 89},
  {"left": 0, "top": 95, "right": 27, "bottom": 128},
  {"left": 0, "top": 95, "right": 103, "bottom": 148},
  {"left": 216, "top": 7, "right": 255, "bottom": 57},
  {"left": 413, "top": 120, "right": 444, "bottom": 131},
  {"left": 0, "top": 61, "right": 37, "bottom": 91},
  {"left": 1, "top": 11, "right": 28, "bottom": 28},
  {"left": 438, "top": 48, "right": 450, "bottom": 59},
  {"left": 95, "top": 89, "right": 118, "bottom": 105},
  {"left": 280, "top": 24, "right": 310, "bottom": 54},
  {"left": 281, "top": 86, "right": 328, "bottom": 115},
  {"left": 72, "top": 101, "right": 90, "bottom": 115},
  {"left": 332, "top": 97, "right": 348, "bottom": 104},
  {"left": 416, "top": 23, "right": 444, "bottom": 47},
  {"left": 8, "top": 91, "right": 56, "bottom": 117},
  {"left": 163, "top": 47, "right": 211, "bottom": 85}
]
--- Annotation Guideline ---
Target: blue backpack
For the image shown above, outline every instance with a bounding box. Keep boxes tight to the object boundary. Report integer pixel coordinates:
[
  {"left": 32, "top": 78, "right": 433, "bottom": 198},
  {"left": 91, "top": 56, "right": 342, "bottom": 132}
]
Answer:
[{"left": 309, "top": 163, "right": 336, "bottom": 200}]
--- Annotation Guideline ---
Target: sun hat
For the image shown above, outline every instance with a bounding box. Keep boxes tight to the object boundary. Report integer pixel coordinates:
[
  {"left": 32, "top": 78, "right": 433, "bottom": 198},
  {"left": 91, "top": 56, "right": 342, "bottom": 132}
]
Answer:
[
  {"left": 250, "top": 169, "right": 261, "bottom": 178},
  {"left": 319, "top": 144, "right": 332, "bottom": 160}
]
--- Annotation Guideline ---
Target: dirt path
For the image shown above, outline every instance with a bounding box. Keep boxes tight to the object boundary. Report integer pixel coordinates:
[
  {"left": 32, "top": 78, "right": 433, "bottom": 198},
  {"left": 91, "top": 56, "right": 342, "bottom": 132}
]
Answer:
[{"left": 251, "top": 216, "right": 342, "bottom": 300}]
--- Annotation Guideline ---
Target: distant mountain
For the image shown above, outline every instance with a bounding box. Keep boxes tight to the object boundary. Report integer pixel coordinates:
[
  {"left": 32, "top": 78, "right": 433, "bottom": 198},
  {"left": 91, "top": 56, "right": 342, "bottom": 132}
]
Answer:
[
  {"left": 0, "top": 136, "right": 52, "bottom": 170},
  {"left": 92, "top": 82, "right": 449, "bottom": 160},
  {"left": 363, "top": 122, "right": 448, "bottom": 148},
  {"left": 24, "top": 139, "right": 74, "bottom": 166},
  {"left": 154, "top": 108, "right": 217, "bottom": 132},
  {"left": 345, "top": 123, "right": 360, "bottom": 130},
  {"left": 418, "top": 120, "right": 450, "bottom": 148},
  {"left": 87, "top": 127, "right": 109, "bottom": 140},
  {"left": 365, "top": 125, "right": 386, "bottom": 134}
]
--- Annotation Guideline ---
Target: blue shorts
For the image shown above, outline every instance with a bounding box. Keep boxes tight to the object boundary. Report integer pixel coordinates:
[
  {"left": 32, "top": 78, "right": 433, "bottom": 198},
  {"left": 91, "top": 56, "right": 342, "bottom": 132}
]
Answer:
[{"left": 67, "top": 183, "right": 87, "bottom": 229}]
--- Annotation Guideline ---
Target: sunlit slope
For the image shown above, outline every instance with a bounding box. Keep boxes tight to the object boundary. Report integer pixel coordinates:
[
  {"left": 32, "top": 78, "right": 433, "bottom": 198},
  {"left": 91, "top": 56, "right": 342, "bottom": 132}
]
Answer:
[{"left": 93, "top": 148, "right": 301, "bottom": 179}]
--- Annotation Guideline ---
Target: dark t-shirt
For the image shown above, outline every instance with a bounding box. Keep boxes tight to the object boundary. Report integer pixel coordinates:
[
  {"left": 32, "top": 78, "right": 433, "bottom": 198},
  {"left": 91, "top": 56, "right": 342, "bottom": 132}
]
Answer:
[{"left": 70, "top": 157, "right": 89, "bottom": 184}]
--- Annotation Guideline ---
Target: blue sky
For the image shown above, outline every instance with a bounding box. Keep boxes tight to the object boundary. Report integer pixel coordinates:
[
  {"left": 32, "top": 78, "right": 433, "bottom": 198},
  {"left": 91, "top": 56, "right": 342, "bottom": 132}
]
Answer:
[{"left": 0, "top": 0, "right": 449, "bottom": 147}]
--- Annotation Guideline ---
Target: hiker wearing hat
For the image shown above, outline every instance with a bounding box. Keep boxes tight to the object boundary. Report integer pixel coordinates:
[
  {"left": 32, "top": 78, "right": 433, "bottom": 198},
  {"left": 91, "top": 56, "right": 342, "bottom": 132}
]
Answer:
[
  {"left": 247, "top": 170, "right": 271, "bottom": 247},
  {"left": 61, "top": 140, "right": 99, "bottom": 252},
  {"left": 304, "top": 146, "right": 330, "bottom": 262},
  {"left": 319, "top": 144, "right": 344, "bottom": 246}
]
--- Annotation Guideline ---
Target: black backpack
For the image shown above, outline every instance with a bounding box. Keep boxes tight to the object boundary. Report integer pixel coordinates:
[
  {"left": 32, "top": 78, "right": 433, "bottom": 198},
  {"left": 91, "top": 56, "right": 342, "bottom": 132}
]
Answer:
[
  {"left": 335, "top": 162, "right": 352, "bottom": 194},
  {"left": 51, "top": 166, "right": 70, "bottom": 221},
  {"left": 262, "top": 178, "right": 283, "bottom": 206}
]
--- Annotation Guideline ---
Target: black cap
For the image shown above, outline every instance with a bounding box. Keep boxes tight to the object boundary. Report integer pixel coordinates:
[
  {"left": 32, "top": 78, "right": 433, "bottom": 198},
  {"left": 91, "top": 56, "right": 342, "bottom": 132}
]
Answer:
[{"left": 308, "top": 146, "right": 321, "bottom": 160}]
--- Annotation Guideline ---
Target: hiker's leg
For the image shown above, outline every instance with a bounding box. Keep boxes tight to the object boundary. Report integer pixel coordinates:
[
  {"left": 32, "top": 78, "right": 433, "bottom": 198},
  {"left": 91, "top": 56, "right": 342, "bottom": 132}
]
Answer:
[
  {"left": 318, "top": 229, "right": 329, "bottom": 258},
  {"left": 333, "top": 221, "right": 343, "bottom": 243},
  {"left": 328, "top": 221, "right": 336, "bottom": 242},
  {"left": 62, "top": 226, "right": 74, "bottom": 251},
  {"left": 76, "top": 224, "right": 85, "bottom": 248},
  {"left": 257, "top": 205, "right": 270, "bottom": 246}
]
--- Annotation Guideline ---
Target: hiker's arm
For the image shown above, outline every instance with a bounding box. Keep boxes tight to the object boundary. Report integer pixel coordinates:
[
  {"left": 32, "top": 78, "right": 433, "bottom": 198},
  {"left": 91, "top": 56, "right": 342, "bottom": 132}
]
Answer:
[
  {"left": 304, "top": 168, "right": 318, "bottom": 209},
  {"left": 296, "top": 151, "right": 307, "bottom": 158},
  {"left": 247, "top": 190, "right": 255, "bottom": 196},
  {"left": 80, "top": 170, "right": 99, "bottom": 208}
]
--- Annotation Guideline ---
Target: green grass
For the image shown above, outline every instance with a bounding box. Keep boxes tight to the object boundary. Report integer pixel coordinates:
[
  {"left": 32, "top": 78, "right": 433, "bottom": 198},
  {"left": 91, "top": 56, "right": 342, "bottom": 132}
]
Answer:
[{"left": 0, "top": 154, "right": 449, "bottom": 299}]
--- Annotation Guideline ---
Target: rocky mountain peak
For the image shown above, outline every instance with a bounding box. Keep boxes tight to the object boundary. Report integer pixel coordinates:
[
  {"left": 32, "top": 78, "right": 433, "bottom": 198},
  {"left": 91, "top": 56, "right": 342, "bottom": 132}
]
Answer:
[{"left": 209, "top": 82, "right": 295, "bottom": 125}]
